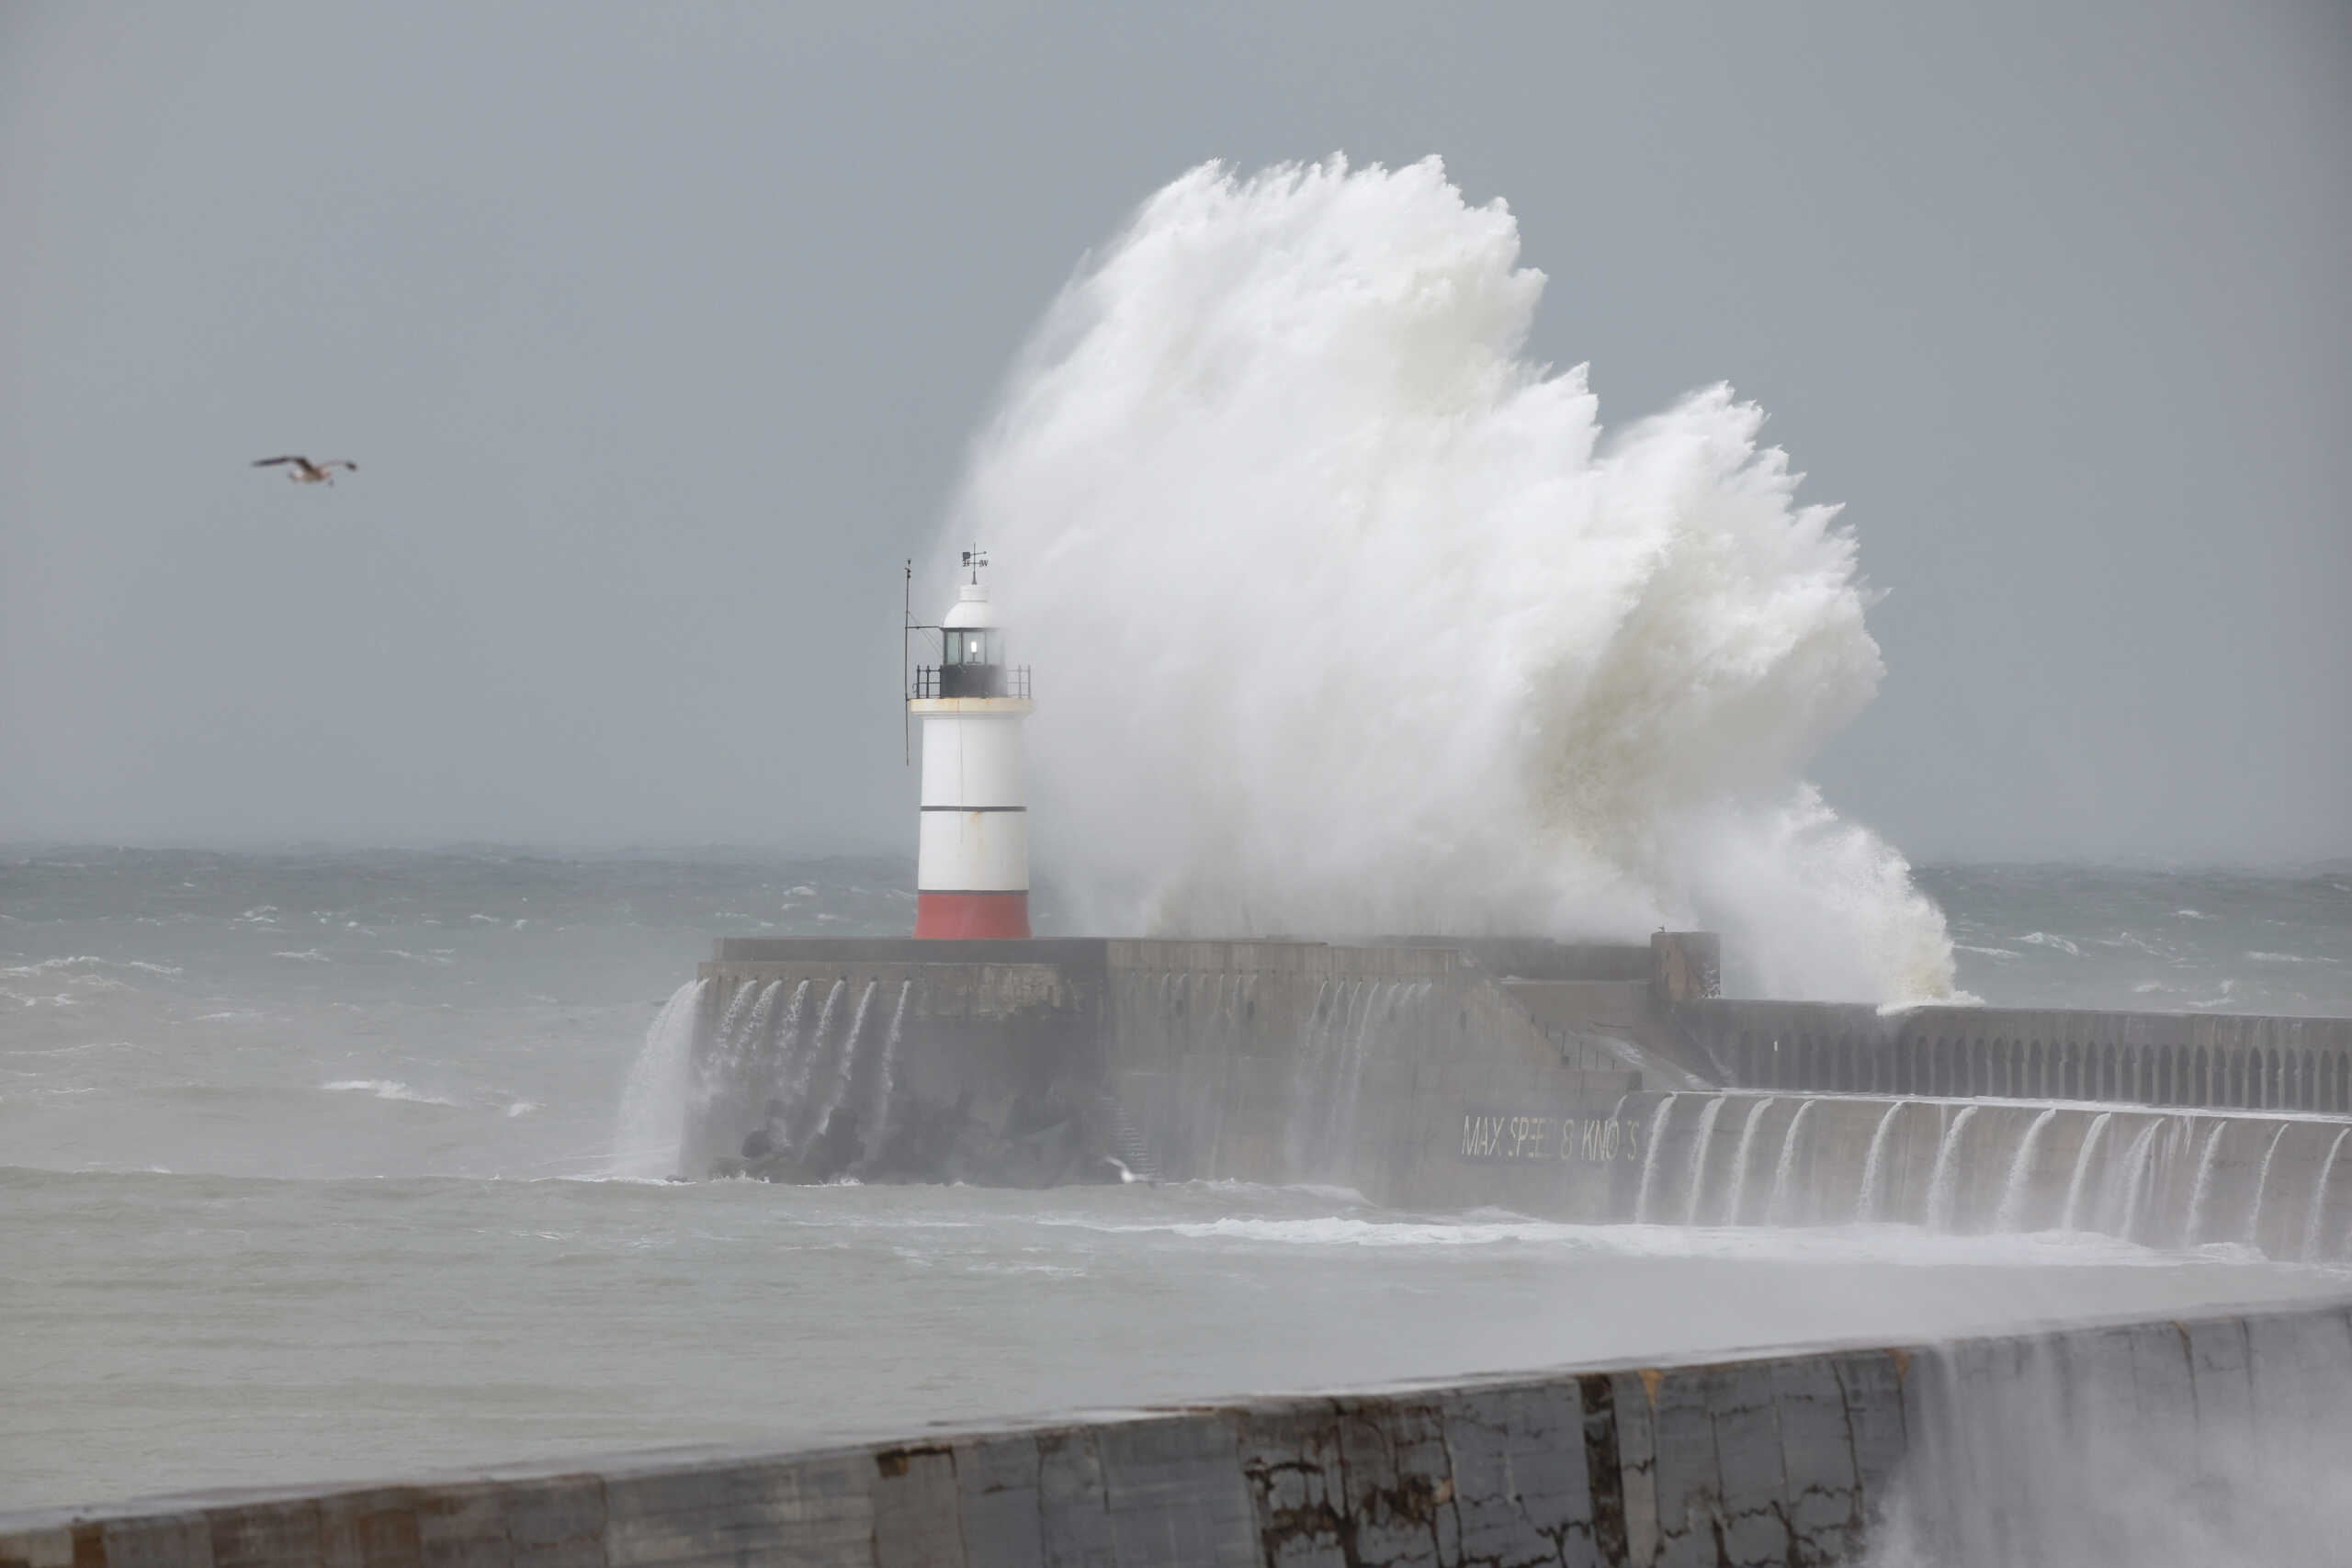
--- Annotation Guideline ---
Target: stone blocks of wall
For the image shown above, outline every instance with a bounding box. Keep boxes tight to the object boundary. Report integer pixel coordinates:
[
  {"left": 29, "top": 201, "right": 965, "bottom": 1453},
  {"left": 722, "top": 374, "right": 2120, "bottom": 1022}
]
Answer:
[{"left": 17, "top": 1299, "right": 2346, "bottom": 1568}]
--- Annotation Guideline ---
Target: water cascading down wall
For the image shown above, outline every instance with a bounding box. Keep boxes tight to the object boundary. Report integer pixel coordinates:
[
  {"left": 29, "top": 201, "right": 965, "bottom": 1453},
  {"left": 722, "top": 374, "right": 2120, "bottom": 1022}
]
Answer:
[
  {"left": 675, "top": 936, "right": 2352, "bottom": 1262},
  {"left": 1609, "top": 1092, "right": 2352, "bottom": 1259},
  {"left": 676, "top": 937, "right": 1655, "bottom": 1193}
]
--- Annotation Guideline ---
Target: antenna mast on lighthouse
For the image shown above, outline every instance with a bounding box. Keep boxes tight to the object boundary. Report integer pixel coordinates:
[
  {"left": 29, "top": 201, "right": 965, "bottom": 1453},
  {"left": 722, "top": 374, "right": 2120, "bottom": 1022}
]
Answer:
[{"left": 904, "top": 550, "right": 1034, "bottom": 939}]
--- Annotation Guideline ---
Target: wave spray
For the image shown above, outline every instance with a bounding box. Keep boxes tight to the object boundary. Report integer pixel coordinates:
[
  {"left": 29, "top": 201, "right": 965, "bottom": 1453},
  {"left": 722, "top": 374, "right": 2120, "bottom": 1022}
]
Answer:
[{"left": 945, "top": 157, "right": 1955, "bottom": 1001}]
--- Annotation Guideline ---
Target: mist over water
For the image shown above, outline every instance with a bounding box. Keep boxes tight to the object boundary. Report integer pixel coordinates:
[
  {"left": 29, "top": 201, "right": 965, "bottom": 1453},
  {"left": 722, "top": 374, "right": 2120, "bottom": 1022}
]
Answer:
[{"left": 950, "top": 157, "right": 1954, "bottom": 1002}]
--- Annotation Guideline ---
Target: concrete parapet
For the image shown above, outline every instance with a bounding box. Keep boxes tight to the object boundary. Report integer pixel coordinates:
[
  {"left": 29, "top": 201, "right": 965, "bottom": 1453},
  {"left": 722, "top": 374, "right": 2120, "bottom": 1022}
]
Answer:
[
  {"left": 13, "top": 1298, "right": 2347, "bottom": 1567},
  {"left": 678, "top": 941, "right": 2352, "bottom": 1248},
  {"left": 686, "top": 938, "right": 1694, "bottom": 1194},
  {"left": 1608, "top": 1088, "right": 2352, "bottom": 1247},
  {"left": 1680, "top": 998, "right": 2352, "bottom": 1113}
]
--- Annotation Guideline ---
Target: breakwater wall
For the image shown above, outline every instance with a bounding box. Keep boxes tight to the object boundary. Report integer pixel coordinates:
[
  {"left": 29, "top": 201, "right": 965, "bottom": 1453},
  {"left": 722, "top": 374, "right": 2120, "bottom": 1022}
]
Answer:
[
  {"left": 1579, "top": 1092, "right": 2352, "bottom": 1258},
  {"left": 682, "top": 937, "right": 1707, "bottom": 1193},
  {"left": 11, "top": 1297, "right": 2347, "bottom": 1568},
  {"left": 1400, "top": 1085, "right": 2352, "bottom": 1258},
  {"left": 672, "top": 936, "right": 2352, "bottom": 1254},
  {"left": 1677, "top": 999, "right": 2352, "bottom": 1112}
]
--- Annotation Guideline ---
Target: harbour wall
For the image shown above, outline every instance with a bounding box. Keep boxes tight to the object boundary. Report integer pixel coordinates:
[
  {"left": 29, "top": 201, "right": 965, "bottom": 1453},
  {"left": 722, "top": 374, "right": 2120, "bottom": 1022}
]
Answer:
[
  {"left": 680, "top": 937, "right": 2352, "bottom": 1253},
  {"left": 1676, "top": 999, "right": 2352, "bottom": 1112},
  {"left": 680, "top": 949, "right": 1111, "bottom": 1186},
  {"left": 10, "top": 1297, "right": 2347, "bottom": 1568},
  {"left": 1487, "top": 1090, "right": 2352, "bottom": 1259},
  {"left": 684, "top": 937, "right": 1691, "bottom": 1196}
]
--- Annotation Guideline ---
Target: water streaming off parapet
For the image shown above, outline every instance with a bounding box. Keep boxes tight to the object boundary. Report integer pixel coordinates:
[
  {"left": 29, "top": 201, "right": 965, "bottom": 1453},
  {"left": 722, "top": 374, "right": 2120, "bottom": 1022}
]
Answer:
[
  {"left": 1629, "top": 1090, "right": 2352, "bottom": 1259},
  {"left": 1995, "top": 1108, "right": 2058, "bottom": 1231},
  {"left": 1679, "top": 1097, "right": 1725, "bottom": 1226},
  {"left": 2302, "top": 1127, "right": 2351, "bottom": 1261},
  {"left": 1923, "top": 1104, "right": 1979, "bottom": 1232},
  {"left": 1632, "top": 1094, "right": 1678, "bottom": 1222},
  {"left": 781, "top": 979, "right": 848, "bottom": 1151},
  {"left": 804, "top": 979, "right": 879, "bottom": 1149},
  {"left": 613, "top": 977, "right": 710, "bottom": 1179},
  {"left": 1884, "top": 1329, "right": 2352, "bottom": 1567},
  {"left": 1285, "top": 978, "right": 1429, "bottom": 1181},
  {"left": 854, "top": 981, "right": 913, "bottom": 1173},
  {"left": 1764, "top": 1099, "right": 1818, "bottom": 1226},
  {"left": 2181, "top": 1121, "right": 2230, "bottom": 1245},
  {"left": 1721, "top": 1096, "right": 1776, "bottom": 1225},
  {"left": 668, "top": 975, "right": 935, "bottom": 1181},
  {"left": 1856, "top": 1101, "right": 1903, "bottom": 1223},
  {"left": 2059, "top": 1111, "right": 2111, "bottom": 1231}
]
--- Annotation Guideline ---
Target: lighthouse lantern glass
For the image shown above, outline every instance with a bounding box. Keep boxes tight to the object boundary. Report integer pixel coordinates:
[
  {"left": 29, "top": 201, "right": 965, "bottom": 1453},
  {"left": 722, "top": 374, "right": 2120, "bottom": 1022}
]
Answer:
[{"left": 944, "top": 630, "right": 1001, "bottom": 666}]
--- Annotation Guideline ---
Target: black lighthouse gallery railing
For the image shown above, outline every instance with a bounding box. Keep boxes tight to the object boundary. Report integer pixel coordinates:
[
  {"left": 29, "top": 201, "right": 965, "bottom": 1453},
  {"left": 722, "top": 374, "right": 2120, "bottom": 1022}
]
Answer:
[{"left": 910, "top": 664, "right": 1032, "bottom": 700}]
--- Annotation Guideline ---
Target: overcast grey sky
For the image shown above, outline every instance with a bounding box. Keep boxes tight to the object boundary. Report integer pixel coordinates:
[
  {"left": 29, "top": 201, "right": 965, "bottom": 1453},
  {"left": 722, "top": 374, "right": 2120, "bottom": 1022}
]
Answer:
[{"left": 4, "top": 1, "right": 2346, "bottom": 862}]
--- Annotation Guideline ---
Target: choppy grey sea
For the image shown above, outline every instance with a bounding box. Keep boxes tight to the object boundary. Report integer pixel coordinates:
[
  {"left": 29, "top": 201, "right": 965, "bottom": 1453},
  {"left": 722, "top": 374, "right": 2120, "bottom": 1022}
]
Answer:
[{"left": 3, "top": 849, "right": 2347, "bottom": 1511}]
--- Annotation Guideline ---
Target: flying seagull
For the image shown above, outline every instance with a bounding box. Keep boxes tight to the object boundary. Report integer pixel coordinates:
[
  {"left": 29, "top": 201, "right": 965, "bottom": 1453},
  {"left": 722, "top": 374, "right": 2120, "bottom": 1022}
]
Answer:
[{"left": 252, "top": 456, "right": 358, "bottom": 485}]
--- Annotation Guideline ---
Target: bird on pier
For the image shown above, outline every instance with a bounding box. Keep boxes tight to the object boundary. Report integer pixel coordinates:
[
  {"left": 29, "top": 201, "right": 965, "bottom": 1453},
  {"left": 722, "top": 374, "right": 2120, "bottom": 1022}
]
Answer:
[{"left": 252, "top": 456, "right": 358, "bottom": 485}]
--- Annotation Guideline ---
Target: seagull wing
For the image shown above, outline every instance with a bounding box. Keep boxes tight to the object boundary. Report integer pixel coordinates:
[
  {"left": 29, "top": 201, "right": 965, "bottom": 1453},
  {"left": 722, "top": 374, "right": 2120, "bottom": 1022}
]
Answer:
[
  {"left": 322, "top": 460, "right": 357, "bottom": 471},
  {"left": 252, "top": 457, "right": 305, "bottom": 468}
]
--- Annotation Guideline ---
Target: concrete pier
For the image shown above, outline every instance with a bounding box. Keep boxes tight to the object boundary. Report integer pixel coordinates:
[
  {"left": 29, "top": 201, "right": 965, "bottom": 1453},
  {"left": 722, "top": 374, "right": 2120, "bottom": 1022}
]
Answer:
[
  {"left": 9, "top": 1296, "right": 2346, "bottom": 1568},
  {"left": 681, "top": 935, "right": 2352, "bottom": 1252},
  {"left": 1676, "top": 998, "right": 2352, "bottom": 1111},
  {"left": 683, "top": 937, "right": 1680, "bottom": 1192}
]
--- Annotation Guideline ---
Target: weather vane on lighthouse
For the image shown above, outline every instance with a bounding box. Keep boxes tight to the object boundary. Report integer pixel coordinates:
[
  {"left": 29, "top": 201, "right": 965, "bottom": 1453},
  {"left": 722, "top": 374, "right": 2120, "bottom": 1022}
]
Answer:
[{"left": 904, "top": 548, "right": 1033, "bottom": 939}]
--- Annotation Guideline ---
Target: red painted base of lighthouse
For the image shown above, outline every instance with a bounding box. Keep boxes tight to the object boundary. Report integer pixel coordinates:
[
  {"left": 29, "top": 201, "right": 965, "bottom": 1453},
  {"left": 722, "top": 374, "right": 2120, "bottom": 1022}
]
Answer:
[{"left": 914, "top": 891, "right": 1031, "bottom": 940}]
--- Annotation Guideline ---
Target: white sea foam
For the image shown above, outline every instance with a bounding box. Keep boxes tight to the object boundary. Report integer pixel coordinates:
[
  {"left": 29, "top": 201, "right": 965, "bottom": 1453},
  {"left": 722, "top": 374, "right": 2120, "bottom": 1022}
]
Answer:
[
  {"left": 1, "top": 956, "right": 182, "bottom": 978},
  {"left": 1040, "top": 1212, "right": 2179, "bottom": 1266},
  {"left": 2018, "top": 931, "right": 2083, "bottom": 956},
  {"left": 320, "top": 1079, "right": 461, "bottom": 1108},
  {"left": 943, "top": 156, "right": 1956, "bottom": 1002}
]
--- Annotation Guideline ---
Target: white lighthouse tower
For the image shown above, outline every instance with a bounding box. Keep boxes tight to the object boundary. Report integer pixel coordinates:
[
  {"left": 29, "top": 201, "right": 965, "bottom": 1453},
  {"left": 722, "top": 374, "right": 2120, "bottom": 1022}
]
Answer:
[{"left": 907, "top": 550, "right": 1033, "bottom": 939}]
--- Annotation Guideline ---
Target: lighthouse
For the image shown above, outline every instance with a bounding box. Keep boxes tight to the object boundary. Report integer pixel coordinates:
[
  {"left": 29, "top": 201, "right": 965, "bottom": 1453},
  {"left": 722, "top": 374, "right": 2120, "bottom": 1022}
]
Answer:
[{"left": 907, "top": 550, "right": 1033, "bottom": 939}]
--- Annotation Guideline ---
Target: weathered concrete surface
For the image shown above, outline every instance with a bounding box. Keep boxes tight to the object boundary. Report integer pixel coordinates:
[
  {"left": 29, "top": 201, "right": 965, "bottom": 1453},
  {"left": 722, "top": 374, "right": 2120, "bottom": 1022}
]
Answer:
[
  {"left": 1090, "top": 941, "right": 1646, "bottom": 1201},
  {"left": 687, "top": 956, "right": 1110, "bottom": 1186},
  {"left": 684, "top": 939, "right": 1677, "bottom": 1195},
  {"left": 12, "top": 1298, "right": 2346, "bottom": 1568}
]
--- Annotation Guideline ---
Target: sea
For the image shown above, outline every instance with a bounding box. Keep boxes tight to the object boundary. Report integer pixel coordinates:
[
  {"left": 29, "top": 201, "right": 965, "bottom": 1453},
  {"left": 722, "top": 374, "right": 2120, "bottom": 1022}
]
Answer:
[{"left": 3, "top": 847, "right": 2348, "bottom": 1512}]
